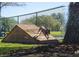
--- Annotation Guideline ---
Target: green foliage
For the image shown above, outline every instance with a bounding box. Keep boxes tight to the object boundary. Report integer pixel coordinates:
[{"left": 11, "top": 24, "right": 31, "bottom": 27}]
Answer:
[
  {"left": 21, "top": 13, "right": 64, "bottom": 31},
  {"left": 21, "top": 16, "right": 36, "bottom": 24},
  {"left": 0, "top": 18, "right": 17, "bottom": 32}
]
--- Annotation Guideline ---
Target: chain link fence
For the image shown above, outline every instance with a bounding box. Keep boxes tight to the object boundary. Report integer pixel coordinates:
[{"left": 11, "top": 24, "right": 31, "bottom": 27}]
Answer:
[{"left": 0, "top": 6, "right": 67, "bottom": 39}]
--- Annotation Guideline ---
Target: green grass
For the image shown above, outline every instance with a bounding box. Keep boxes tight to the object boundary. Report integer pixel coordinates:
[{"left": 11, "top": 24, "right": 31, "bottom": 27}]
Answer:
[
  {"left": 0, "top": 39, "right": 43, "bottom": 56},
  {"left": 0, "top": 42, "right": 39, "bottom": 47},
  {"left": 50, "top": 31, "right": 65, "bottom": 37},
  {"left": 0, "top": 43, "right": 40, "bottom": 56}
]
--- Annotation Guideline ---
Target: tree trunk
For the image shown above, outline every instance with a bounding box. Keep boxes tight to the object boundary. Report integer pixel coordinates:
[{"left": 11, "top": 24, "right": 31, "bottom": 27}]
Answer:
[
  {"left": 0, "top": 2, "right": 1, "bottom": 17},
  {"left": 64, "top": 2, "right": 79, "bottom": 44}
]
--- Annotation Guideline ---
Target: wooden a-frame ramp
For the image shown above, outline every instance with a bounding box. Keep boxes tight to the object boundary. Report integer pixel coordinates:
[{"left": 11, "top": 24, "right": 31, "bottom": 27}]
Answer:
[{"left": 2, "top": 24, "right": 56, "bottom": 44}]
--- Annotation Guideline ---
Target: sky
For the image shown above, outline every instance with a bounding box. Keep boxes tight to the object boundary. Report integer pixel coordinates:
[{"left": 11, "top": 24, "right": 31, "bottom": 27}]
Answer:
[{"left": 1, "top": 2, "right": 69, "bottom": 17}]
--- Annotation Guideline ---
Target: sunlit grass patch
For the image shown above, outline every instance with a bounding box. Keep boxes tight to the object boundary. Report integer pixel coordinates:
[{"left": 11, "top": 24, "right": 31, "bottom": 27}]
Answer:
[{"left": 50, "top": 31, "right": 64, "bottom": 37}]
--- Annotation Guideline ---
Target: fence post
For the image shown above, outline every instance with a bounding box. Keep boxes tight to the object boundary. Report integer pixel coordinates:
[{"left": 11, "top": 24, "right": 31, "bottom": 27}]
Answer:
[
  {"left": 36, "top": 12, "right": 38, "bottom": 25},
  {"left": 17, "top": 16, "right": 20, "bottom": 24}
]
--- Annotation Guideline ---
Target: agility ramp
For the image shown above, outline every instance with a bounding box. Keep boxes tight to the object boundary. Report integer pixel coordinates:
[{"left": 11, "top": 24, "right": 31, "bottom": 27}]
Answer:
[{"left": 2, "top": 24, "right": 55, "bottom": 44}]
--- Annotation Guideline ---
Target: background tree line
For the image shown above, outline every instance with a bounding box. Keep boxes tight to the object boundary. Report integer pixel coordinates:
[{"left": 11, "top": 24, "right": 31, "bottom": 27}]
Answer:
[{"left": 21, "top": 12, "right": 65, "bottom": 31}]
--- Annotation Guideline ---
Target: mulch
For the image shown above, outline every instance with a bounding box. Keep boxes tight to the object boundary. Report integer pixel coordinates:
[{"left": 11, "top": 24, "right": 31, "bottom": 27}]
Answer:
[{"left": 4, "top": 44, "right": 79, "bottom": 57}]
